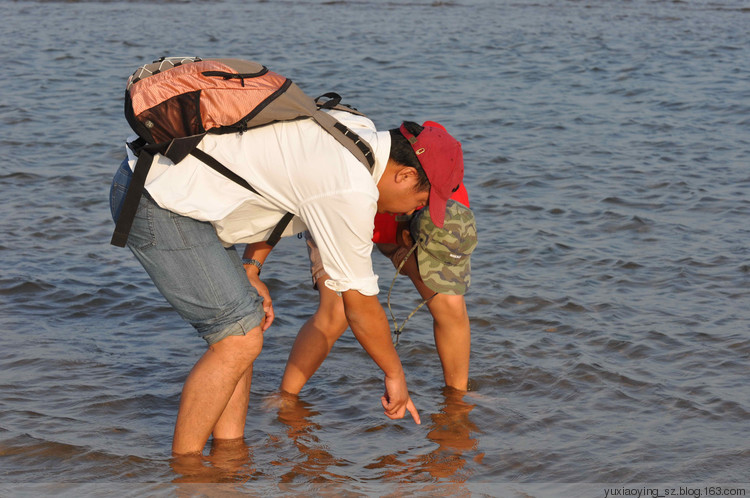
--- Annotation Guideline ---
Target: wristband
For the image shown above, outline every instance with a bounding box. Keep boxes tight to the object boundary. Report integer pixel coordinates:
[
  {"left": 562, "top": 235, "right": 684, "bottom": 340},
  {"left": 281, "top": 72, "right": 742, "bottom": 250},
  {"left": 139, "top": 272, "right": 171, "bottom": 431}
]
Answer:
[{"left": 241, "top": 258, "right": 263, "bottom": 274}]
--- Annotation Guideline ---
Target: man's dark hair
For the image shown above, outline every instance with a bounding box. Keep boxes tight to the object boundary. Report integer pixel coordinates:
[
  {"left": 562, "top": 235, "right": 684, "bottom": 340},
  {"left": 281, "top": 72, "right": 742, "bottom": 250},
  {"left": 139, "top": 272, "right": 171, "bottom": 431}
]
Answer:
[{"left": 389, "top": 121, "right": 431, "bottom": 192}]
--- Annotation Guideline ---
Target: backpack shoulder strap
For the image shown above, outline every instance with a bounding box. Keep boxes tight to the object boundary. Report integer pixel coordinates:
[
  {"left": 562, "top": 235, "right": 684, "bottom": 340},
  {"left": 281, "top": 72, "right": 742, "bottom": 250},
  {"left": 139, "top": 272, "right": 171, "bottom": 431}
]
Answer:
[
  {"left": 189, "top": 149, "right": 289, "bottom": 247},
  {"left": 312, "top": 110, "right": 375, "bottom": 171},
  {"left": 315, "top": 92, "right": 368, "bottom": 117},
  {"left": 110, "top": 142, "right": 166, "bottom": 247},
  {"left": 312, "top": 93, "right": 375, "bottom": 171}
]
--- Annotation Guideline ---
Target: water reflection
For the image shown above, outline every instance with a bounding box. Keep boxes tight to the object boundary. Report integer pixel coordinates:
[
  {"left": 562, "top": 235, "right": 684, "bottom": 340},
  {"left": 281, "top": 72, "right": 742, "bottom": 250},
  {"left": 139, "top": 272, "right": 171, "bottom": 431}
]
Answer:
[
  {"left": 420, "top": 388, "right": 482, "bottom": 480},
  {"left": 274, "top": 392, "right": 350, "bottom": 484},
  {"left": 170, "top": 437, "right": 257, "bottom": 484},
  {"left": 369, "top": 387, "right": 482, "bottom": 483}
]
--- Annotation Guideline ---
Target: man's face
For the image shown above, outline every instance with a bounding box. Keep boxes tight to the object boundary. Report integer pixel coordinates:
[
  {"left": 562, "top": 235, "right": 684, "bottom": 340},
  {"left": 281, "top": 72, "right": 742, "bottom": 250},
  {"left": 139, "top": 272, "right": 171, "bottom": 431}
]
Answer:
[
  {"left": 376, "top": 165, "right": 430, "bottom": 216},
  {"left": 378, "top": 188, "right": 429, "bottom": 216}
]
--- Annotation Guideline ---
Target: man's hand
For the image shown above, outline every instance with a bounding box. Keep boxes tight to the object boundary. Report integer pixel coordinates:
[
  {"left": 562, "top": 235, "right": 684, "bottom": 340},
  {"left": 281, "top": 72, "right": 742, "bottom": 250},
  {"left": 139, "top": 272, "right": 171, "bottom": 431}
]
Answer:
[
  {"left": 241, "top": 242, "right": 275, "bottom": 331},
  {"left": 342, "top": 289, "right": 420, "bottom": 424},
  {"left": 245, "top": 269, "right": 274, "bottom": 331},
  {"left": 381, "top": 373, "right": 421, "bottom": 424}
]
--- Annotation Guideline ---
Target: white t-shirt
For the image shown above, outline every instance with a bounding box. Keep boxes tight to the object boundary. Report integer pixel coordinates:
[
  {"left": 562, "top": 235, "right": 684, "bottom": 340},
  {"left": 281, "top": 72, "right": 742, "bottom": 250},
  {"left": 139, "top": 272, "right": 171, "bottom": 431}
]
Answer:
[{"left": 126, "top": 110, "right": 391, "bottom": 296}]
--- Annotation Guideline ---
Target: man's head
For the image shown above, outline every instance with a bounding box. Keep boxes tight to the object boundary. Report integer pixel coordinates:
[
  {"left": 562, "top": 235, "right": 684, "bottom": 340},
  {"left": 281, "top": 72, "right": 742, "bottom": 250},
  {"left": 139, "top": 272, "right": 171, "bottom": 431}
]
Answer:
[
  {"left": 379, "top": 121, "right": 464, "bottom": 227},
  {"left": 397, "top": 200, "right": 477, "bottom": 295}
]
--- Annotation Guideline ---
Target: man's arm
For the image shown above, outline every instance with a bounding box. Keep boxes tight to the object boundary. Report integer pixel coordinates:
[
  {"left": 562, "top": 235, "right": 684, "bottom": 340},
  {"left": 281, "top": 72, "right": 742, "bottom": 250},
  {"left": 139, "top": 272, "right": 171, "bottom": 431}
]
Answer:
[
  {"left": 341, "top": 289, "right": 421, "bottom": 424},
  {"left": 242, "top": 241, "right": 275, "bottom": 331}
]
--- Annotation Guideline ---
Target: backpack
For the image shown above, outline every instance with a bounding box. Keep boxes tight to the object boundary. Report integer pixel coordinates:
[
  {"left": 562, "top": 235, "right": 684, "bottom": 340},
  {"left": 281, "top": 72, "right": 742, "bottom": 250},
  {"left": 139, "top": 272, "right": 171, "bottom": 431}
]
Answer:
[{"left": 110, "top": 56, "right": 375, "bottom": 247}]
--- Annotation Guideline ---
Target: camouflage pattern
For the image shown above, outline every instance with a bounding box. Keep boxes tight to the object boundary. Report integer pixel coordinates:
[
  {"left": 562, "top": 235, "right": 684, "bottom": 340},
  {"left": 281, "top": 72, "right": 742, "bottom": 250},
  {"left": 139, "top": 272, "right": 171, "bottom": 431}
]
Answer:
[{"left": 410, "top": 200, "right": 477, "bottom": 295}]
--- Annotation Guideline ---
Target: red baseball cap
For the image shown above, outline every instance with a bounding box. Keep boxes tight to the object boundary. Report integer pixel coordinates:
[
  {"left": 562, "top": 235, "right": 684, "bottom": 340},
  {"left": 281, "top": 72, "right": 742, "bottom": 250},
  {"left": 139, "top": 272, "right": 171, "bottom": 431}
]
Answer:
[{"left": 399, "top": 121, "right": 464, "bottom": 227}]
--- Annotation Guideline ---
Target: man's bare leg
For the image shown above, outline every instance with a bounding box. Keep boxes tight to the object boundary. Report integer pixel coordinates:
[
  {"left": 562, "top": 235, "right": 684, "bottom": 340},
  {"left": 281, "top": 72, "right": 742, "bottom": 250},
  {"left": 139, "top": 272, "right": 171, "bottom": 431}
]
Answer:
[
  {"left": 212, "top": 364, "right": 253, "bottom": 440},
  {"left": 172, "top": 328, "right": 264, "bottom": 455}
]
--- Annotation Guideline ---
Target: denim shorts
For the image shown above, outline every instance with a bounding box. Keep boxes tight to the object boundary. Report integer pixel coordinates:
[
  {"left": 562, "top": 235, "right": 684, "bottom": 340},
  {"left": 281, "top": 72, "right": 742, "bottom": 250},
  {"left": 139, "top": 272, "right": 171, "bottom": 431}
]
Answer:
[{"left": 110, "top": 159, "right": 264, "bottom": 345}]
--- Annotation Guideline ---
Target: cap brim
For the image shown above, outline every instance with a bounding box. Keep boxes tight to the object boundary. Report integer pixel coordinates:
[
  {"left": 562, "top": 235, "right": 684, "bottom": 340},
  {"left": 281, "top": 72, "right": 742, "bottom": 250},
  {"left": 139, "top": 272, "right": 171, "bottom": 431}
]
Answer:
[
  {"left": 416, "top": 244, "right": 471, "bottom": 296},
  {"left": 427, "top": 189, "right": 449, "bottom": 228}
]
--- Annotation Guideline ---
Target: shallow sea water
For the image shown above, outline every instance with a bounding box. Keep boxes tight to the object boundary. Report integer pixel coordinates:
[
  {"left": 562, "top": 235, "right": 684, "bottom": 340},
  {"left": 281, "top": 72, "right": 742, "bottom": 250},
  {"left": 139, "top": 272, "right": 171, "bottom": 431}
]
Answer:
[{"left": 0, "top": 0, "right": 749, "bottom": 496}]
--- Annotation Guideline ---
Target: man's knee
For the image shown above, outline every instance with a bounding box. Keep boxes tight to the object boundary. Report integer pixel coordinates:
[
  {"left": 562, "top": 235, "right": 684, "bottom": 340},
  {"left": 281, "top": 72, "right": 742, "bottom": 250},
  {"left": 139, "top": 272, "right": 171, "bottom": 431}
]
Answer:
[{"left": 209, "top": 326, "right": 264, "bottom": 367}]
